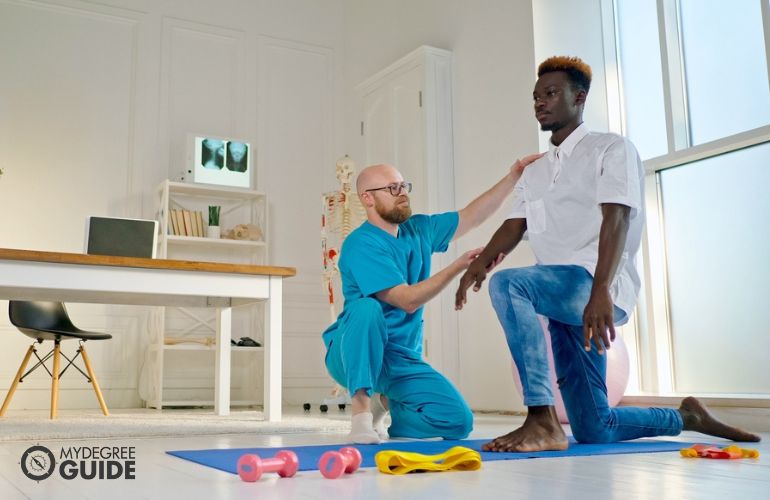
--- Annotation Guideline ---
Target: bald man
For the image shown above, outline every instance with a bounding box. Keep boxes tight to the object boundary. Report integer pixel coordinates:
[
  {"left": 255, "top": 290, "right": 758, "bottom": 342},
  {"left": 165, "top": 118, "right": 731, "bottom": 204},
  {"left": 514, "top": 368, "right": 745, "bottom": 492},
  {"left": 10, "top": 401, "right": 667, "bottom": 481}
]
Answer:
[{"left": 323, "top": 158, "right": 541, "bottom": 443}]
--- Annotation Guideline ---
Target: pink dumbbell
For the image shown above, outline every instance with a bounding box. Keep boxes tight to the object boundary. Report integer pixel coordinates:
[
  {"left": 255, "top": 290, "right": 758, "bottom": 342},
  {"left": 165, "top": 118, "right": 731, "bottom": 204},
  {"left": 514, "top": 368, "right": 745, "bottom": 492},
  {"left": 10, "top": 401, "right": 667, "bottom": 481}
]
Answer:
[
  {"left": 318, "top": 447, "right": 362, "bottom": 479},
  {"left": 237, "top": 450, "right": 299, "bottom": 482}
]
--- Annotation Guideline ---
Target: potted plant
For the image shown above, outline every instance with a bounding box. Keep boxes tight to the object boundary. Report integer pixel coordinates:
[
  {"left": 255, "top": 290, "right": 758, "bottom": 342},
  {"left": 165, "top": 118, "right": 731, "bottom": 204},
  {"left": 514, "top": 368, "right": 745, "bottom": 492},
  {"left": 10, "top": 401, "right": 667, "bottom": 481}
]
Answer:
[{"left": 208, "top": 205, "right": 221, "bottom": 239}]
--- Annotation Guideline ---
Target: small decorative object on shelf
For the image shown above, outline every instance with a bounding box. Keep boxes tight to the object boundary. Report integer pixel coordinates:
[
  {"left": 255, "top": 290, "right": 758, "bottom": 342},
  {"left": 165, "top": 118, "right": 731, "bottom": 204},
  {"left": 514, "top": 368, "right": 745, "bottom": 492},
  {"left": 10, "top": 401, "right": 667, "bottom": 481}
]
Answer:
[
  {"left": 208, "top": 205, "right": 221, "bottom": 239},
  {"left": 223, "top": 223, "right": 262, "bottom": 241}
]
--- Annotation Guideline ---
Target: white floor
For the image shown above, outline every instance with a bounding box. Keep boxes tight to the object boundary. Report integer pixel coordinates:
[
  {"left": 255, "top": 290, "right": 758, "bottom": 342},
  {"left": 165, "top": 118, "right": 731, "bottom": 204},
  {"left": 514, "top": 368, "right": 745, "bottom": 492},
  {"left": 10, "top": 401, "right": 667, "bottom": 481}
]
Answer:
[{"left": 0, "top": 408, "right": 767, "bottom": 500}]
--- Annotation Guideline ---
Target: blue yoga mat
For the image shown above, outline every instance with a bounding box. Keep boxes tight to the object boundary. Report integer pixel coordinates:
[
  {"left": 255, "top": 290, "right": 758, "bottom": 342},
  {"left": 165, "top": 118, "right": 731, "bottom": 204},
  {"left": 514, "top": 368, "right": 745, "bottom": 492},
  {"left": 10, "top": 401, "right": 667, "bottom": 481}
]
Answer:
[{"left": 167, "top": 438, "right": 691, "bottom": 474}]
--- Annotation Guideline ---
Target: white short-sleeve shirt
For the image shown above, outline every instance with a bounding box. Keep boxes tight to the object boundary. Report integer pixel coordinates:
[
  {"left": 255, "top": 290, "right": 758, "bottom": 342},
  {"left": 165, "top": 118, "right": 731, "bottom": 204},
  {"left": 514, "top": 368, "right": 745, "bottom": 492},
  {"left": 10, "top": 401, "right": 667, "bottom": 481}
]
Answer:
[{"left": 508, "top": 123, "right": 645, "bottom": 315}]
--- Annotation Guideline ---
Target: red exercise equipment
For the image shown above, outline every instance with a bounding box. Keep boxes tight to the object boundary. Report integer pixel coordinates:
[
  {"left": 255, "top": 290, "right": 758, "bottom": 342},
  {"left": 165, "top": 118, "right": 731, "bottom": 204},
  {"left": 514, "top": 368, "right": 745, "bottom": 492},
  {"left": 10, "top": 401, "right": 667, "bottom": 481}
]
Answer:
[
  {"left": 318, "top": 446, "right": 362, "bottom": 479},
  {"left": 237, "top": 450, "right": 299, "bottom": 482}
]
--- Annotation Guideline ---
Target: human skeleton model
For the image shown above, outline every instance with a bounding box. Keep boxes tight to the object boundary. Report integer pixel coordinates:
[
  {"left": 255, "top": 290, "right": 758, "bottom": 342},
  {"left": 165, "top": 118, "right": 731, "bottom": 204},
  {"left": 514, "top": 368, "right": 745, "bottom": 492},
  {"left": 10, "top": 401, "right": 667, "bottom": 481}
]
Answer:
[
  {"left": 321, "top": 155, "right": 366, "bottom": 321},
  {"left": 318, "top": 156, "right": 365, "bottom": 410}
]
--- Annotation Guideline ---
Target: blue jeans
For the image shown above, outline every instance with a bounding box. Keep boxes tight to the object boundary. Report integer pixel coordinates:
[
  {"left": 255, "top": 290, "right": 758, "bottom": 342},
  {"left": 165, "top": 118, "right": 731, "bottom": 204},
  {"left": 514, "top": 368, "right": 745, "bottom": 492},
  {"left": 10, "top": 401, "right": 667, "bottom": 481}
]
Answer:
[
  {"left": 488, "top": 265, "right": 683, "bottom": 443},
  {"left": 323, "top": 298, "right": 473, "bottom": 439}
]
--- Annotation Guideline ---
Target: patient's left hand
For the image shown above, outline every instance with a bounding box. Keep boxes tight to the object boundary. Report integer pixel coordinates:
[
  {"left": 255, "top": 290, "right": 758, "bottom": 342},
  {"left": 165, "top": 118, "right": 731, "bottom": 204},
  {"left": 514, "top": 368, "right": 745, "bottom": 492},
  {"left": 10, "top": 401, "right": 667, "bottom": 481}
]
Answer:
[{"left": 582, "top": 287, "right": 616, "bottom": 354}]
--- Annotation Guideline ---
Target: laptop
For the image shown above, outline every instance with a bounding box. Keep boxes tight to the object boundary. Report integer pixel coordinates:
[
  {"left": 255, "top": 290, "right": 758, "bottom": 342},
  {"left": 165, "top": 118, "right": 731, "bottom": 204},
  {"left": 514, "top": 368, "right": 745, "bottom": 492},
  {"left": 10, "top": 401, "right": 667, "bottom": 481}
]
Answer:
[{"left": 84, "top": 216, "right": 158, "bottom": 258}]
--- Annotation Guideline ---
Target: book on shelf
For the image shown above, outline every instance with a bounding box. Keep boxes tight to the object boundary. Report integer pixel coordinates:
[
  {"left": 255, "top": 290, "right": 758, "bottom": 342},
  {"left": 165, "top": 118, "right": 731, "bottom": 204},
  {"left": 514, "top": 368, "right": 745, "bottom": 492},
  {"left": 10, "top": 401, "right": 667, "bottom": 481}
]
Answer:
[
  {"left": 174, "top": 210, "right": 186, "bottom": 236},
  {"left": 182, "top": 210, "right": 193, "bottom": 237},
  {"left": 190, "top": 210, "right": 198, "bottom": 237},
  {"left": 195, "top": 211, "right": 204, "bottom": 237},
  {"left": 169, "top": 209, "right": 179, "bottom": 235}
]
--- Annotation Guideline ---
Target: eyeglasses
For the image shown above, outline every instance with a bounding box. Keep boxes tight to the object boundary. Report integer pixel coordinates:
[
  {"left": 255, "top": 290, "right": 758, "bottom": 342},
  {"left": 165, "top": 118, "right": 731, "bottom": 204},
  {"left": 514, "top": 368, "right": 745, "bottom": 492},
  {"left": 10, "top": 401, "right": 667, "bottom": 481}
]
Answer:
[{"left": 364, "top": 182, "right": 413, "bottom": 196}]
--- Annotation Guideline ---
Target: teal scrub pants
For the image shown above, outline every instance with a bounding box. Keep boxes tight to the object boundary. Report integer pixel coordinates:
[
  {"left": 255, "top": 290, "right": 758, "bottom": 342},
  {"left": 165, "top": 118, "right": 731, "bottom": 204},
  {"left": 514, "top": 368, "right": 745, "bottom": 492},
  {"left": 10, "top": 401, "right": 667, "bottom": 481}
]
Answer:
[{"left": 323, "top": 298, "right": 473, "bottom": 439}]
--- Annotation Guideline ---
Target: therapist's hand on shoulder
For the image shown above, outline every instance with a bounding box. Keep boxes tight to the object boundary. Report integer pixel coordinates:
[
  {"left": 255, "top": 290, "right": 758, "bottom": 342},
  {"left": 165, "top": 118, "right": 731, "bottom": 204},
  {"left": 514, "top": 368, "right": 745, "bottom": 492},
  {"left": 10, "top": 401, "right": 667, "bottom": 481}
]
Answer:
[{"left": 510, "top": 152, "right": 546, "bottom": 177}]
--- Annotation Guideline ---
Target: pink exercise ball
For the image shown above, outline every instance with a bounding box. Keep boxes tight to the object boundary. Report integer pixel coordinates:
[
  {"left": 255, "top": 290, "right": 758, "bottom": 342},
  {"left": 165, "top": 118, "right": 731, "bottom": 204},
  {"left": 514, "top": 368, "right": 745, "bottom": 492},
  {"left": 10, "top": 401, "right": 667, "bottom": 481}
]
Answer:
[{"left": 510, "top": 316, "right": 630, "bottom": 424}]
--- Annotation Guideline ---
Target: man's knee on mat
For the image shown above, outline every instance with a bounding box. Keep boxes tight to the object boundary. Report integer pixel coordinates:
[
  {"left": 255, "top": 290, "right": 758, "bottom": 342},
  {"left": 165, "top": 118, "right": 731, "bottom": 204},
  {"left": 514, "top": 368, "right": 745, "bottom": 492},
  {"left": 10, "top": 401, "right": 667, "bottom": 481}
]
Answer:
[{"left": 570, "top": 409, "right": 617, "bottom": 444}]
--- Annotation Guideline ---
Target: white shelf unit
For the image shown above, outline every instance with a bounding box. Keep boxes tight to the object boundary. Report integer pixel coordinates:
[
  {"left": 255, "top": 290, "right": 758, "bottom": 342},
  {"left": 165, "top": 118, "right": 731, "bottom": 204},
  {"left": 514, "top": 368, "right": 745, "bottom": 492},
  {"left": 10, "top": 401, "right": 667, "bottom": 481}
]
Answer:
[{"left": 145, "top": 180, "right": 268, "bottom": 409}]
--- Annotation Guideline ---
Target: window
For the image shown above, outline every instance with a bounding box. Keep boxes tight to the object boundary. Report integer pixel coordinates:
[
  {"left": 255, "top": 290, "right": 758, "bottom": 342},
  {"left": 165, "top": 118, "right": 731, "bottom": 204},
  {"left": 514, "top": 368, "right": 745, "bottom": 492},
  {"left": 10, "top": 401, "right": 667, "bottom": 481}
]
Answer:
[
  {"left": 659, "top": 142, "right": 770, "bottom": 393},
  {"left": 679, "top": 0, "right": 770, "bottom": 145},
  {"left": 616, "top": 0, "right": 668, "bottom": 160}
]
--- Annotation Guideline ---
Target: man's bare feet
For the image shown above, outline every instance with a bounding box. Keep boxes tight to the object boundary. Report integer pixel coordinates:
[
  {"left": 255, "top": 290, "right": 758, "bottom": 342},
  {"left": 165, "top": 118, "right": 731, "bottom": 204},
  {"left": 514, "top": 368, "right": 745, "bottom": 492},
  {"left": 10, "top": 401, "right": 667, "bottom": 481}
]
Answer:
[
  {"left": 482, "top": 406, "right": 569, "bottom": 452},
  {"left": 679, "top": 396, "right": 761, "bottom": 442}
]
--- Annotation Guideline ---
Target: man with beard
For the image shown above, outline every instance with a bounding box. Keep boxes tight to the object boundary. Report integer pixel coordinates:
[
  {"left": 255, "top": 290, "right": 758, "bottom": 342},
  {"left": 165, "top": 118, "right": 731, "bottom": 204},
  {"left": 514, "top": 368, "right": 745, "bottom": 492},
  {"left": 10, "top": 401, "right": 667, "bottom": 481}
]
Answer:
[
  {"left": 323, "top": 159, "right": 541, "bottom": 443},
  {"left": 455, "top": 56, "right": 760, "bottom": 451}
]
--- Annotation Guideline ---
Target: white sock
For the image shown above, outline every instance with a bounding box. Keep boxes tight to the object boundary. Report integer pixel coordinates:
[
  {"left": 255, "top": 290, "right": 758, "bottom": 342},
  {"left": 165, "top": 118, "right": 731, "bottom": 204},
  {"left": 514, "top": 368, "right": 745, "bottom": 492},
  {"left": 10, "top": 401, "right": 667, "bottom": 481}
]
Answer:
[
  {"left": 348, "top": 412, "right": 381, "bottom": 444},
  {"left": 371, "top": 394, "right": 390, "bottom": 440}
]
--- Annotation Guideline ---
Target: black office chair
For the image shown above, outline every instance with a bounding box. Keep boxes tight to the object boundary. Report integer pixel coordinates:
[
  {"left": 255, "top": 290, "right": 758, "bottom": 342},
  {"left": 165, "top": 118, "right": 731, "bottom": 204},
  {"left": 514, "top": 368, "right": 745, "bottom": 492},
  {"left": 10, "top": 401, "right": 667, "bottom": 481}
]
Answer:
[{"left": 1, "top": 301, "right": 112, "bottom": 419}]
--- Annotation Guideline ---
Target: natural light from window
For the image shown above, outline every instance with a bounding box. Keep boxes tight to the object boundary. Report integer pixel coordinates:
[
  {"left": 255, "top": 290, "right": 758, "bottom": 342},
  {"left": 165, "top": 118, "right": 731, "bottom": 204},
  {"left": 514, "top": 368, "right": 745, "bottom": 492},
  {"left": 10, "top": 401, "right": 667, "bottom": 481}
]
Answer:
[
  {"left": 679, "top": 0, "right": 770, "bottom": 145},
  {"left": 616, "top": 0, "right": 668, "bottom": 160},
  {"left": 659, "top": 142, "right": 770, "bottom": 394}
]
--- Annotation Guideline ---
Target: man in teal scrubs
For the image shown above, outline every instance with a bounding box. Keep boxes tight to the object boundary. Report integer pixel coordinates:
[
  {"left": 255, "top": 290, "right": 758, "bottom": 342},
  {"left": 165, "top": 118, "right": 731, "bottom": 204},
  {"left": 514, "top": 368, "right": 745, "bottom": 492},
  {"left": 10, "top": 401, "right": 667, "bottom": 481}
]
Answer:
[{"left": 323, "top": 159, "right": 541, "bottom": 443}]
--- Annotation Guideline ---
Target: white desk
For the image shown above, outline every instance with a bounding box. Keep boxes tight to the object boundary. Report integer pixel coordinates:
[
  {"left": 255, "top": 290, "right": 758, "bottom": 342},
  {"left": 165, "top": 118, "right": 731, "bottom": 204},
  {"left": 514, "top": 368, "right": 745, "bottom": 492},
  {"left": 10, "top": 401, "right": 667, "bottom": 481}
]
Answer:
[{"left": 0, "top": 248, "right": 295, "bottom": 421}]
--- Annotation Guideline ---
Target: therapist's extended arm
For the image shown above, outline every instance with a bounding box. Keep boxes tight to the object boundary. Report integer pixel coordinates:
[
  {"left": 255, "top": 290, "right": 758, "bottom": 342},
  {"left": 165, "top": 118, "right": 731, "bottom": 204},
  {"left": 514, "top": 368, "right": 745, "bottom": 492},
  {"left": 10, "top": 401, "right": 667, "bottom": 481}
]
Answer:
[
  {"left": 453, "top": 153, "right": 543, "bottom": 241},
  {"left": 454, "top": 217, "right": 527, "bottom": 310},
  {"left": 376, "top": 247, "right": 485, "bottom": 314}
]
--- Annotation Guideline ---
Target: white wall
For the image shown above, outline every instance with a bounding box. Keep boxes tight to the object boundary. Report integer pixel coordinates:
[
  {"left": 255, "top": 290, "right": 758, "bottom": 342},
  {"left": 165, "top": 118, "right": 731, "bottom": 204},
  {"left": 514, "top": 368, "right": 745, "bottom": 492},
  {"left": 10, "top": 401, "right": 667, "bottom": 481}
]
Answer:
[
  {"left": 343, "top": 0, "right": 540, "bottom": 411},
  {"left": 532, "top": 0, "right": 612, "bottom": 142},
  {"left": 0, "top": 0, "right": 344, "bottom": 409}
]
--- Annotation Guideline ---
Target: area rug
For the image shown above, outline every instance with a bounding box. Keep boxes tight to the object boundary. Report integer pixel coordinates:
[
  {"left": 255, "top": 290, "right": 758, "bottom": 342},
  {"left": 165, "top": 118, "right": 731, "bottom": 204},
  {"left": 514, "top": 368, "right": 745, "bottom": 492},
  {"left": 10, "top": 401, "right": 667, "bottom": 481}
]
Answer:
[
  {"left": 168, "top": 438, "right": 692, "bottom": 473},
  {"left": 0, "top": 410, "right": 350, "bottom": 442}
]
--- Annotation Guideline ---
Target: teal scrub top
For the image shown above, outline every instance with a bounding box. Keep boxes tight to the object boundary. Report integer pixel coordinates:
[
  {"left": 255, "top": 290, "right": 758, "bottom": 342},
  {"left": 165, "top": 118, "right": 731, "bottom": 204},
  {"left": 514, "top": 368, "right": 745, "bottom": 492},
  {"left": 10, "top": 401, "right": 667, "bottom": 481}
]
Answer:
[{"left": 335, "top": 212, "right": 459, "bottom": 353}]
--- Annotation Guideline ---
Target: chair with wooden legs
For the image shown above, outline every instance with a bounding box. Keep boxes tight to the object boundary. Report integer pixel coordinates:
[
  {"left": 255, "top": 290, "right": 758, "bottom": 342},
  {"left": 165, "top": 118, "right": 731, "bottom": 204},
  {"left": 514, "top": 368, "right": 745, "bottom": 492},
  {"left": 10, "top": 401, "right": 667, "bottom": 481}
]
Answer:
[{"left": 1, "top": 300, "right": 111, "bottom": 419}]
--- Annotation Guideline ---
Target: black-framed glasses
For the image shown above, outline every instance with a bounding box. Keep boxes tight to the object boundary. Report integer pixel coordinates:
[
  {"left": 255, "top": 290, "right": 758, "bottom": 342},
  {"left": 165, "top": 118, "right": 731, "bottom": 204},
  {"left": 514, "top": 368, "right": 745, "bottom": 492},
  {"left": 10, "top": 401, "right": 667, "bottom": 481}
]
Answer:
[{"left": 365, "top": 182, "right": 412, "bottom": 196}]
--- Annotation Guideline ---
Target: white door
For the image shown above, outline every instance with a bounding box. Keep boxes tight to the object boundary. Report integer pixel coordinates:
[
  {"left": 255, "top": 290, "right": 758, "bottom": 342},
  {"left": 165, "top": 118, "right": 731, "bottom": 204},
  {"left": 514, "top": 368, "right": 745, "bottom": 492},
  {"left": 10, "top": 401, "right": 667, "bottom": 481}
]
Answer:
[
  {"left": 357, "top": 47, "right": 458, "bottom": 380},
  {"left": 361, "top": 64, "right": 426, "bottom": 213}
]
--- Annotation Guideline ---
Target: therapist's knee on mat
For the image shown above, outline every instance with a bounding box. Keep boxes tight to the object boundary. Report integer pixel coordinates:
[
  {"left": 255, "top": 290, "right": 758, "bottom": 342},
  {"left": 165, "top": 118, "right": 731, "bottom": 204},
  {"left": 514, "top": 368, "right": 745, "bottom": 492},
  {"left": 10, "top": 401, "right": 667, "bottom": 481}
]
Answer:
[
  {"left": 456, "top": 405, "right": 475, "bottom": 439},
  {"left": 399, "top": 397, "right": 474, "bottom": 439},
  {"left": 437, "top": 401, "right": 474, "bottom": 440}
]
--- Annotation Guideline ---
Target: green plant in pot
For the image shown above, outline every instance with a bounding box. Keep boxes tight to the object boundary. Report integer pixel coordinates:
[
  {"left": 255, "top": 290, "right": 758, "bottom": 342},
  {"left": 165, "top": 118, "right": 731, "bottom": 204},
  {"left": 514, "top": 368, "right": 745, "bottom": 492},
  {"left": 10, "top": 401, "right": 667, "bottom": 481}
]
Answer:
[{"left": 208, "top": 205, "right": 221, "bottom": 239}]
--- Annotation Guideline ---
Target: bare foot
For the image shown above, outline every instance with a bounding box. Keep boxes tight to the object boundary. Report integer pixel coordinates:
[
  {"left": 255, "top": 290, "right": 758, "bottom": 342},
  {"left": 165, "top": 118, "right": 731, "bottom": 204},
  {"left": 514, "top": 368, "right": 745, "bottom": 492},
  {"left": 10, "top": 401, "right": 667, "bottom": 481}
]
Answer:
[
  {"left": 482, "top": 406, "right": 569, "bottom": 452},
  {"left": 679, "top": 396, "right": 761, "bottom": 442}
]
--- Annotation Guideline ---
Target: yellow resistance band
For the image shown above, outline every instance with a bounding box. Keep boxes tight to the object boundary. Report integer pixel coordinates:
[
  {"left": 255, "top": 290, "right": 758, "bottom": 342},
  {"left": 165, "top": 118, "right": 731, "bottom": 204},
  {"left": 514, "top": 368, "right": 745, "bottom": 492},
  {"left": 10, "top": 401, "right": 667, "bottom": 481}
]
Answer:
[{"left": 375, "top": 446, "right": 482, "bottom": 475}]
